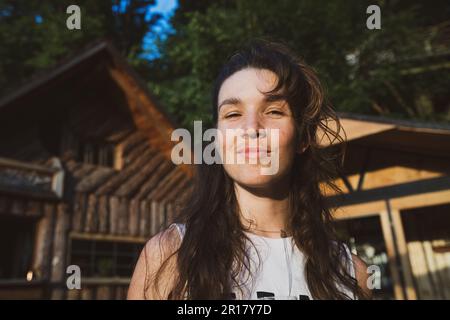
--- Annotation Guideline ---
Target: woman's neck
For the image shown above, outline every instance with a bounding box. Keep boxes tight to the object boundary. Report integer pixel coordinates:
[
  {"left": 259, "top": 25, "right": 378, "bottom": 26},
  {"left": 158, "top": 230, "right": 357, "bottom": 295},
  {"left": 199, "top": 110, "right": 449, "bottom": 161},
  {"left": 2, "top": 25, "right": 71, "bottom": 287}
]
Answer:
[{"left": 234, "top": 178, "right": 291, "bottom": 238}]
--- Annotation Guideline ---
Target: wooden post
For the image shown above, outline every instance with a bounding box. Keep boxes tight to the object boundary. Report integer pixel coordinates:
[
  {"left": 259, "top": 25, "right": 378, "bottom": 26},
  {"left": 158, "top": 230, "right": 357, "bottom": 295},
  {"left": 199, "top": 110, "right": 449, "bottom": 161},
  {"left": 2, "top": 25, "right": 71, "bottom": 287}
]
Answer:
[
  {"left": 50, "top": 203, "right": 69, "bottom": 299},
  {"left": 390, "top": 208, "right": 417, "bottom": 300},
  {"left": 379, "top": 210, "right": 405, "bottom": 300},
  {"left": 32, "top": 203, "right": 55, "bottom": 282}
]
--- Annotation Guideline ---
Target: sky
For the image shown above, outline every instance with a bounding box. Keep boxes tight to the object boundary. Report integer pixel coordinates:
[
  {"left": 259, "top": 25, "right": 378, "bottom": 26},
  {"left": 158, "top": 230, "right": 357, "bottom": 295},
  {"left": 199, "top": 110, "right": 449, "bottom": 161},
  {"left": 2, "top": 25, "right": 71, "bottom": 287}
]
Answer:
[
  {"left": 142, "top": 0, "right": 179, "bottom": 60},
  {"left": 34, "top": 0, "right": 178, "bottom": 60}
]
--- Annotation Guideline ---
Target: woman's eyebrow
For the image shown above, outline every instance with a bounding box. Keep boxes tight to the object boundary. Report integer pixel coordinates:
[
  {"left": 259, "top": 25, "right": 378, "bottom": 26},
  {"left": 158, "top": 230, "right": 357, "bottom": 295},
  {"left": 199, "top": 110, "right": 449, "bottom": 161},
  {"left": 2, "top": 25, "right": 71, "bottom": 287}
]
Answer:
[
  {"left": 218, "top": 97, "right": 242, "bottom": 110},
  {"left": 263, "top": 93, "right": 286, "bottom": 103}
]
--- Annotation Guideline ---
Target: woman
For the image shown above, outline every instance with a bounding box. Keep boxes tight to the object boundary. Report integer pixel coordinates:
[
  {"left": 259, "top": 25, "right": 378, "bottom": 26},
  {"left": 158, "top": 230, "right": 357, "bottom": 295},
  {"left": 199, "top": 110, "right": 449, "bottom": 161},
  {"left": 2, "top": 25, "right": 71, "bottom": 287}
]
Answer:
[{"left": 128, "top": 39, "right": 371, "bottom": 300}]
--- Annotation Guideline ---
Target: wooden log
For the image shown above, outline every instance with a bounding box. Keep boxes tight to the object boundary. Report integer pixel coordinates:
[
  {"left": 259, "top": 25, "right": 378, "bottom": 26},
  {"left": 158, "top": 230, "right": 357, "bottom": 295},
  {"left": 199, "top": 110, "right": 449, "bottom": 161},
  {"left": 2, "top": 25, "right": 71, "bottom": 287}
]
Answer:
[
  {"left": 115, "top": 285, "right": 128, "bottom": 300},
  {"left": 84, "top": 194, "right": 98, "bottom": 233},
  {"left": 120, "top": 132, "right": 146, "bottom": 155},
  {"left": 80, "top": 287, "right": 94, "bottom": 300},
  {"left": 51, "top": 203, "right": 69, "bottom": 300},
  {"left": 66, "top": 289, "right": 81, "bottom": 300},
  {"left": 109, "top": 196, "right": 120, "bottom": 235},
  {"left": 129, "top": 198, "right": 140, "bottom": 237},
  {"left": 134, "top": 161, "right": 173, "bottom": 200},
  {"left": 95, "top": 148, "right": 154, "bottom": 196},
  {"left": 98, "top": 195, "right": 109, "bottom": 234},
  {"left": 150, "top": 201, "right": 164, "bottom": 236},
  {"left": 118, "top": 198, "right": 129, "bottom": 236},
  {"left": 159, "top": 202, "right": 167, "bottom": 230},
  {"left": 114, "top": 153, "right": 165, "bottom": 197},
  {"left": 72, "top": 164, "right": 97, "bottom": 180},
  {"left": 76, "top": 168, "right": 116, "bottom": 194},
  {"left": 152, "top": 171, "right": 186, "bottom": 202},
  {"left": 32, "top": 203, "right": 55, "bottom": 281},
  {"left": 165, "top": 177, "right": 191, "bottom": 203},
  {"left": 123, "top": 139, "right": 150, "bottom": 165},
  {"left": 139, "top": 200, "right": 150, "bottom": 238},
  {"left": 72, "top": 193, "right": 87, "bottom": 232},
  {"left": 96, "top": 285, "right": 112, "bottom": 300},
  {"left": 165, "top": 203, "right": 173, "bottom": 226}
]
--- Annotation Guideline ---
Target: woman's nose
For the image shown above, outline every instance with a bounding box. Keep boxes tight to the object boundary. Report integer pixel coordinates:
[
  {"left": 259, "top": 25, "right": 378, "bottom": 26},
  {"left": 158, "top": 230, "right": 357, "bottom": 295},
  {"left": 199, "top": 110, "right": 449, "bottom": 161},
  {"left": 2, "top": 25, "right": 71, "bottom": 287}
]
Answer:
[{"left": 242, "top": 112, "right": 263, "bottom": 138}]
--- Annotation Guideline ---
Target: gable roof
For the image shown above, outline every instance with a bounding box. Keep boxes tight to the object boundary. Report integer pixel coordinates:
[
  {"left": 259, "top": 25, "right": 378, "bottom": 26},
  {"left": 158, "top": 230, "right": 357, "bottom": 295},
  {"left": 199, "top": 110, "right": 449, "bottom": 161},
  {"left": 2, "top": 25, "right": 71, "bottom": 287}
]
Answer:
[
  {"left": 319, "top": 112, "right": 450, "bottom": 158},
  {"left": 0, "top": 39, "right": 192, "bottom": 177}
]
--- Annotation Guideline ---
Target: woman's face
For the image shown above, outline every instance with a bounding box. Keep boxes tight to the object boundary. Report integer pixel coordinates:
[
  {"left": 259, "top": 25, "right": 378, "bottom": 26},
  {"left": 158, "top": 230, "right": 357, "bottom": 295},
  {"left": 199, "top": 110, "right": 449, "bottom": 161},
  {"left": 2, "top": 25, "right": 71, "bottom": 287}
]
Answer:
[{"left": 217, "top": 67, "right": 298, "bottom": 189}]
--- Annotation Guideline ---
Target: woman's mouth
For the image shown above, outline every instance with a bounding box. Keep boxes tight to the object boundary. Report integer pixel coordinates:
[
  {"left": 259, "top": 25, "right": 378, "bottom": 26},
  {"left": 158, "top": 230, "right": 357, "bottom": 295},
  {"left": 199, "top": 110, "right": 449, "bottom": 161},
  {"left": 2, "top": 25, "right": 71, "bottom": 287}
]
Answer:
[{"left": 237, "top": 147, "right": 271, "bottom": 156}]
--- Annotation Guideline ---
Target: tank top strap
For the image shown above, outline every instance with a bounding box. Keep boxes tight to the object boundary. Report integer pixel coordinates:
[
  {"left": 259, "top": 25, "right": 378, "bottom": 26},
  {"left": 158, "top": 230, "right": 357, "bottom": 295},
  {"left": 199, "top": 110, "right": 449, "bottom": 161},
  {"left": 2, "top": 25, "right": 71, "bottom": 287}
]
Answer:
[{"left": 171, "top": 222, "right": 186, "bottom": 240}]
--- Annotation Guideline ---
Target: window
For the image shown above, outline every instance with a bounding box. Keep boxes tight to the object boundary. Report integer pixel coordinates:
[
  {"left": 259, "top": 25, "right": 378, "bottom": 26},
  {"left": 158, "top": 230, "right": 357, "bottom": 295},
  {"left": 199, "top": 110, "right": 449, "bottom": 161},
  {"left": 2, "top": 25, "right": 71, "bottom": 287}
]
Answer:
[
  {"left": 70, "top": 238, "right": 143, "bottom": 278},
  {"left": 0, "top": 216, "right": 35, "bottom": 280},
  {"left": 78, "top": 141, "right": 115, "bottom": 167},
  {"left": 60, "top": 128, "right": 120, "bottom": 168}
]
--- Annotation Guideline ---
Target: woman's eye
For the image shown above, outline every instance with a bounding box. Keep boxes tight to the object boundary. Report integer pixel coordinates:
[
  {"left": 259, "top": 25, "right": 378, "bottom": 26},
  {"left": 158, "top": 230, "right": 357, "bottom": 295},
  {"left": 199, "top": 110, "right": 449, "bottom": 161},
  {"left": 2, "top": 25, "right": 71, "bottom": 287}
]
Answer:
[
  {"left": 225, "top": 112, "right": 241, "bottom": 119},
  {"left": 267, "top": 110, "right": 284, "bottom": 116}
]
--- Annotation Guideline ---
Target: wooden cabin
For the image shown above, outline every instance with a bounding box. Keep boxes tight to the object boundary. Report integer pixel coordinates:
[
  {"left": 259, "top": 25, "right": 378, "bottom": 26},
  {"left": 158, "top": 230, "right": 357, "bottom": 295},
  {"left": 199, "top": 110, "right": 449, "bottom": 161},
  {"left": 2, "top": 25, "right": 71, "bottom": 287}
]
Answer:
[
  {"left": 0, "top": 40, "right": 192, "bottom": 299},
  {"left": 326, "top": 113, "right": 450, "bottom": 300}
]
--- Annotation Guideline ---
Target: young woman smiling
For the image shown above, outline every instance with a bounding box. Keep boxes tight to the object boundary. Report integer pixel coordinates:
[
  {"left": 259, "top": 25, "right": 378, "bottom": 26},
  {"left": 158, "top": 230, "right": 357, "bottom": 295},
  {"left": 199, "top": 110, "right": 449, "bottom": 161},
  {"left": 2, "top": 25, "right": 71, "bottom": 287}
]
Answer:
[{"left": 128, "top": 39, "right": 372, "bottom": 300}]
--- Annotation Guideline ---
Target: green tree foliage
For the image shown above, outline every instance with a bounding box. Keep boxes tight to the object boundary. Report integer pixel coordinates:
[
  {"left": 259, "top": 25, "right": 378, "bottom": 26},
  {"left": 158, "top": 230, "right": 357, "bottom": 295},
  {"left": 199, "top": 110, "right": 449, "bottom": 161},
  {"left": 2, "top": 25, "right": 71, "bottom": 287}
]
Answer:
[
  {"left": 147, "top": 0, "right": 450, "bottom": 129},
  {"left": 0, "top": 0, "right": 160, "bottom": 94},
  {"left": 0, "top": 0, "right": 448, "bottom": 129}
]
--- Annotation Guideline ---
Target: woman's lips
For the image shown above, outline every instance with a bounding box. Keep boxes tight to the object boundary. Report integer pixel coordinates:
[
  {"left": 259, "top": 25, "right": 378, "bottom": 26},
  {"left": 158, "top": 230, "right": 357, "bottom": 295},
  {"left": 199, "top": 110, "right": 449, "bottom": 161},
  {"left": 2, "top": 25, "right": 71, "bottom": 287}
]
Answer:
[{"left": 237, "top": 147, "right": 271, "bottom": 155}]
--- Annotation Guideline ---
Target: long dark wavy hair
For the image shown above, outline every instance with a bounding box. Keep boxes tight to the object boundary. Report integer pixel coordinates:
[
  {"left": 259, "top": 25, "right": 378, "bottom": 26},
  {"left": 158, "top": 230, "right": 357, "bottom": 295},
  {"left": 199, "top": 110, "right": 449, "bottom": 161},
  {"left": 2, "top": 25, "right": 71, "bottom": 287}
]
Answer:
[{"left": 147, "top": 38, "right": 368, "bottom": 300}]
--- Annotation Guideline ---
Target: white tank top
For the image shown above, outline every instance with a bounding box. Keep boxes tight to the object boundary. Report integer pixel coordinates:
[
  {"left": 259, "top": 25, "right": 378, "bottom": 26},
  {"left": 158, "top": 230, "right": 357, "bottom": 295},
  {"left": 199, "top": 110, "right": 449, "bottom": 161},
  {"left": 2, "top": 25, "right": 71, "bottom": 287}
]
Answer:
[{"left": 172, "top": 223, "right": 356, "bottom": 300}]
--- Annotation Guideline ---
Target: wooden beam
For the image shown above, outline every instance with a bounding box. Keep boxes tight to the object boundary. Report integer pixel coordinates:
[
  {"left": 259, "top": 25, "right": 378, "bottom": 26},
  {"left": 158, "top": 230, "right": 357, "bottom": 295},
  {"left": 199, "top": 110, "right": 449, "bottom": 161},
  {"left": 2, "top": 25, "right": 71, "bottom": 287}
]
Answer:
[
  {"left": 328, "top": 175, "right": 450, "bottom": 208},
  {"left": 390, "top": 189, "right": 450, "bottom": 211},
  {"left": 334, "top": 189, "right": 450, "bottom": 220},
  {"left": 70, "top": 232, "right": 146, "bottom": 244}
]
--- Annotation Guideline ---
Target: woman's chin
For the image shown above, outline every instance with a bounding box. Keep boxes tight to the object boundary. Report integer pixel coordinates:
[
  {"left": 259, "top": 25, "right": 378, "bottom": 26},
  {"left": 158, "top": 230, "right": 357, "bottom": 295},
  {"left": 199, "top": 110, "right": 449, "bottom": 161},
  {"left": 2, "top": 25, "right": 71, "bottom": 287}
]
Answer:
[{"left": 231, "top": 171, "right": 281, "bottom": 189}]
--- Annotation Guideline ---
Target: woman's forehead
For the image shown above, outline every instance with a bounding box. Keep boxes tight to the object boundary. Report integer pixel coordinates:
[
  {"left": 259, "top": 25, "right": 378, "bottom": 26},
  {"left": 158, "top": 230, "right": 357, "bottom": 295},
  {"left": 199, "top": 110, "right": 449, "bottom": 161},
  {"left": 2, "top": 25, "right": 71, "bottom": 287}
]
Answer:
[{"left": 218, "top": 68, "right": 279, "bottom": 103}]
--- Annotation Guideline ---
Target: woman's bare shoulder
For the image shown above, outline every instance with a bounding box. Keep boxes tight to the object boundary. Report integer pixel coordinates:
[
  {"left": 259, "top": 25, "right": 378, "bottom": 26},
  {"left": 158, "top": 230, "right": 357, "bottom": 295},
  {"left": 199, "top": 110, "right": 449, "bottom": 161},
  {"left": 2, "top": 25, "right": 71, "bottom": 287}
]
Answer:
[
  {"left": 127, "top": 224, "right": 182, "bottom": 300},
  {"left": 351, "top": 253, "right": 372, "bottom": 298}
]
